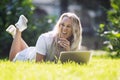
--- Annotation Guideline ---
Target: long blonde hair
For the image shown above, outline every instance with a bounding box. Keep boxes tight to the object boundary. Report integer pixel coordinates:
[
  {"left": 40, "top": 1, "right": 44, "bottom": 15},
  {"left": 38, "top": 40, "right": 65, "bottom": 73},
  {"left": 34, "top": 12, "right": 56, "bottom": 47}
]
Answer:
[
  {"left": 50, "top": 12, "right": 82, "bottom": 59},
  {"left": 49, "top": 13, "right": 82, "bottom": 61}
]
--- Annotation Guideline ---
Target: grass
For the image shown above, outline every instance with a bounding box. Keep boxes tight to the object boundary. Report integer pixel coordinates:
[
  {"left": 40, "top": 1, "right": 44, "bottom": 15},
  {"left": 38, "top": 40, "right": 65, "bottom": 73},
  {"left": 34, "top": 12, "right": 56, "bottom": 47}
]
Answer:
[{"left": 0, "top": 51, "right": 120, "bottom": 80}]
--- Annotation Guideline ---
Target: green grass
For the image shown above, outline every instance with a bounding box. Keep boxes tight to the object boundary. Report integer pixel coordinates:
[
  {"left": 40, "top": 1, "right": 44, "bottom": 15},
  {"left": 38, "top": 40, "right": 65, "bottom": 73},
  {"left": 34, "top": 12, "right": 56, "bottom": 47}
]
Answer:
[{"left": 0, "top": 52, "right": 120, "bottom": 80}]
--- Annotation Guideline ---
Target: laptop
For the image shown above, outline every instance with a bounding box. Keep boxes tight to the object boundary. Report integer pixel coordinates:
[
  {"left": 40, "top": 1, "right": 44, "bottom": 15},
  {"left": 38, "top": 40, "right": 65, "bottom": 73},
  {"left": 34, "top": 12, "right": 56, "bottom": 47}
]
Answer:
[{"left": 59, "top": 51, "right": 92, "bottom": 64}]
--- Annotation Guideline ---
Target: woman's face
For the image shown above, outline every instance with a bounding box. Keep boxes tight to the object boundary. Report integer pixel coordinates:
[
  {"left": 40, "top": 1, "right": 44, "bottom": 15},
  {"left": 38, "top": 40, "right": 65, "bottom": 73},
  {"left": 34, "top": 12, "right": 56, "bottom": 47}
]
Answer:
[{"left": 59, "top": 16, "right": 72, "bottom": 39}]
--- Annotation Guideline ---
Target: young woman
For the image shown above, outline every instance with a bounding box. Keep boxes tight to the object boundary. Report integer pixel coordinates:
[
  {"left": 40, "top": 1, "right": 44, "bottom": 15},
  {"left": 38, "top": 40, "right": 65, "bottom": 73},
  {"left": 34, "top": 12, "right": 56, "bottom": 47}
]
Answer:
[{"left": 6, "top": 12, "right": 82, "bottom": 62}]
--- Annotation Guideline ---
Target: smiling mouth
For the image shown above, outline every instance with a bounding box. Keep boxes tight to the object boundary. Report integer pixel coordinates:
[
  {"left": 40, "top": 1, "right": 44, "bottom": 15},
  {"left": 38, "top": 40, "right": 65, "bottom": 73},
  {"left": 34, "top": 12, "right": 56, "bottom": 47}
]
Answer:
[
  {"left": 62, "top": 32, "right": 67, "bottom": 35},
  {"left": 60, "top": 32, "right": 67, "bottom": 38}
]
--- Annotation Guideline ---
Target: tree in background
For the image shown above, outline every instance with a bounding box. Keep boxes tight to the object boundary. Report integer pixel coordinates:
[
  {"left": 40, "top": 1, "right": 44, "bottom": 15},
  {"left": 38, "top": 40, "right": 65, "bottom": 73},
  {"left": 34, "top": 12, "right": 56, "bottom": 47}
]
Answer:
[
  {"left": 0, "top": 0, "right": 56, "bottom": 58},
  {"left": 0, "top": 0, "right": 34, "bottom": 58},
  {"left": 99, "top": 0, "right": 120, "bottom": 57}
]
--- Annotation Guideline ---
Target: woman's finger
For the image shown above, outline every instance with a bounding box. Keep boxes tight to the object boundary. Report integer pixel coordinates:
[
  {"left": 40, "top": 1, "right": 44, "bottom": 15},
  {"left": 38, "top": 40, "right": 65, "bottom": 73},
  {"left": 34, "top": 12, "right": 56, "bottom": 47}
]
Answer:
[
  {"left": 59, "top": 38, "right": 70, "bottom": 45},
  {"left": 58, "top": 38, "right": 70, "bottom": 50}
]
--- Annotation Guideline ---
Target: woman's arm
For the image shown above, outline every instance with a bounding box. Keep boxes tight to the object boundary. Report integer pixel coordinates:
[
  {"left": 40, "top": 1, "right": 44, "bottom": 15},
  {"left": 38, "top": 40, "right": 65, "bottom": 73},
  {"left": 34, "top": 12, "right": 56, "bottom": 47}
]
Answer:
[{"left": 36, "top": 53, "right": 45, "bottom": 62}]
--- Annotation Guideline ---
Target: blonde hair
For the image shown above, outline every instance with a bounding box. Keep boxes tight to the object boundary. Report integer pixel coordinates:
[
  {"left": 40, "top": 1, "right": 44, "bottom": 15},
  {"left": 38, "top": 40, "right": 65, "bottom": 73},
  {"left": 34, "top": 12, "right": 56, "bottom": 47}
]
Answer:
[{"left": 53, "top": 12, "right": 82, "bottom": 50}]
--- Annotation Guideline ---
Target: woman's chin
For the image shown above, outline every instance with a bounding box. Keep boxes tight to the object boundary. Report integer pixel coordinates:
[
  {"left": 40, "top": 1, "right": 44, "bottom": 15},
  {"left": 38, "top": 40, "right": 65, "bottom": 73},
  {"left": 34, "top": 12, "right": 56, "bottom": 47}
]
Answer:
[
  {"left": 62, "top": 36, "right": 67, "bottom": 39},
  {"left": 60, "top": 34, "right": 69, "bottom": 39}
]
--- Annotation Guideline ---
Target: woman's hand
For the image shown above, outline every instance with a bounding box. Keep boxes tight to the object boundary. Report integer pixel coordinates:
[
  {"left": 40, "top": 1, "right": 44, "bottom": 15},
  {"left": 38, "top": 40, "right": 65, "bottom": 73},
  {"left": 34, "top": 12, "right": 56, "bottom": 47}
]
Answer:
[{"left": 58, "top": 38, "right": 70, "bottom": 51}]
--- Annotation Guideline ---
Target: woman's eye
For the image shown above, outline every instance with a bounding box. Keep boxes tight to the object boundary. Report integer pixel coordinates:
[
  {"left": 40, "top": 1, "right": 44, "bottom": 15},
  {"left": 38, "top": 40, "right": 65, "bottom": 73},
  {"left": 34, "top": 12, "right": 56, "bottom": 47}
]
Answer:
[
  {"left": 61, "top": 24, "right": 64, "bottom": 26},
  {"left": 67, "top": 25, "right": 71, "bottom": 28},
  {"left": 67, "top": 26, "right": 70, "bottom": 28}
]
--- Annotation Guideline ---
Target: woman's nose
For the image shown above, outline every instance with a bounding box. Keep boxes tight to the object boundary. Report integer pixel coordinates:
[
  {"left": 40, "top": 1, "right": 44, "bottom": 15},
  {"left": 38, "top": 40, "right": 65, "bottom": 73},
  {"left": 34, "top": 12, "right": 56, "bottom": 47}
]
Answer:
[{"left": 63, "top": 26, "right": 67, "bottom": 31}]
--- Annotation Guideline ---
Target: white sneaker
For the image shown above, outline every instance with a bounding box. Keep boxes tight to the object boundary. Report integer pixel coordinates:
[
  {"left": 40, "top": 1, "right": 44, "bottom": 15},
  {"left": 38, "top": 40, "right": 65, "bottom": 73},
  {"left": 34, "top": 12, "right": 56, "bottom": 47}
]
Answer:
[
  {"left": 6, "top": 25, "right": 16, "bottom": 38},
  {"left": 15, "top": 15, "right": 28, "bottom": 32}
]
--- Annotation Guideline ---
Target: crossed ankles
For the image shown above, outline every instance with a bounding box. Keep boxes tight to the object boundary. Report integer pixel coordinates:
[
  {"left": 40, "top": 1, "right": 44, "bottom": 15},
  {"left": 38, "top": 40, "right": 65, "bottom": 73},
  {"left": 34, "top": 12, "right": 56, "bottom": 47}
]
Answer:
[{"left": 6, "top": 15, "right": 28, "bottom": 38}]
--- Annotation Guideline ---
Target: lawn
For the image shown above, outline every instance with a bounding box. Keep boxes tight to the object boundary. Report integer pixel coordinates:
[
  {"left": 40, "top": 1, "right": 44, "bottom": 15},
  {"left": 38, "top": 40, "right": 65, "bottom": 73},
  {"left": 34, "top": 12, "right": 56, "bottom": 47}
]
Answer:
[{"left": 0, "top": 51, "right": 120, "bottom": 80}]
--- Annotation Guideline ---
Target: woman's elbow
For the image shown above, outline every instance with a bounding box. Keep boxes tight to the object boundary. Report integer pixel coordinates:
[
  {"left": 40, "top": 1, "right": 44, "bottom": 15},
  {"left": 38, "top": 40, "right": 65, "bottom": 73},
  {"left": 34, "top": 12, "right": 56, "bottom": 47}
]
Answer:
[{"left": 36, "top": 53, "right": 45, "bottom": 63}]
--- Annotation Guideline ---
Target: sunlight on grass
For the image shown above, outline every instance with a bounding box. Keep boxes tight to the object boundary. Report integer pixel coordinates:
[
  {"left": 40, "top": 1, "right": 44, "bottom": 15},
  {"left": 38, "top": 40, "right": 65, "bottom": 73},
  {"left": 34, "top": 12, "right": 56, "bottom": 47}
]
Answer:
[{"left": 0, "top": 53, "right": 120, "bottom": 80}]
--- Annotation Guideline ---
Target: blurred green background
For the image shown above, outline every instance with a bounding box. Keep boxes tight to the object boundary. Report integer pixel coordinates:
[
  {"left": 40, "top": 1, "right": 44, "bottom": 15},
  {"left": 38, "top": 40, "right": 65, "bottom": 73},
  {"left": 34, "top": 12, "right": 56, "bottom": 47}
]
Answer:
[{"left": 0, "top": 0, "right": 120, "bottom": 58}]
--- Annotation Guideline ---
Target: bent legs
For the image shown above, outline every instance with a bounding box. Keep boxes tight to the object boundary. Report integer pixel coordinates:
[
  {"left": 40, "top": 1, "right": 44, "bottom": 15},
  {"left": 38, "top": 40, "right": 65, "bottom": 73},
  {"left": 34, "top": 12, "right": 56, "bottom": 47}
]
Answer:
[{"left": 9, "top": 29, "right": 28, "bottom": 61}]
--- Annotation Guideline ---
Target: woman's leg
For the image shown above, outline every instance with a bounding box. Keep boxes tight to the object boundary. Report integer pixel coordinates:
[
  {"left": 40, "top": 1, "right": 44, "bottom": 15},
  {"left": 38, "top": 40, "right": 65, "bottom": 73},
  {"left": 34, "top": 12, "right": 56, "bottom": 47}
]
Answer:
[
  {"left": 9, "top": 28, "right": 28, "bottom": 61},
  {"left": 8, "top": 15, "right": 28, "bottom": 61}
]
